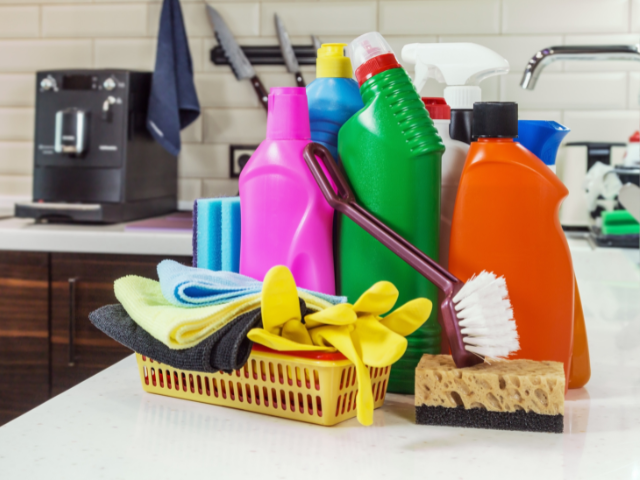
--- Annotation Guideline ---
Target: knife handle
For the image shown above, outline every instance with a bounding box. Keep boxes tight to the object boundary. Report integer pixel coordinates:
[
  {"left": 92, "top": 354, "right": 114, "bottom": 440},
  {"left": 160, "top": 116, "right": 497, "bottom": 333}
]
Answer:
[
  {"left": 294, "top": 73, "right": 306, "bottom": 88},
  {"left": 250, "top": 75, "right": 269, "bottom": 111}
]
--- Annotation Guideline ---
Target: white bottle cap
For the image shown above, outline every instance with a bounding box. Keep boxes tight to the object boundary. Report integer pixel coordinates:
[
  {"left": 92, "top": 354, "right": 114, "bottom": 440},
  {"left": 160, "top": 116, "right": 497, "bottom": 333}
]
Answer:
[
  {"left": 347, "top": 32, "right": 395, "bottom": 72},
  {"left": 444, "top": 86, "right": 482, "bottom": 110}
]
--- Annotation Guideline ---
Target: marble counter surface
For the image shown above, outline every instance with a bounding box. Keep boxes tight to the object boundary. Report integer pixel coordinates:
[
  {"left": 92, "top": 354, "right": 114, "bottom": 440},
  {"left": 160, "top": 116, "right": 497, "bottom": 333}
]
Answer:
[
  {"left": 0, "top": 237, "right": 638, "bottom": 480},
  {"left": 0, "top": 217, "right": 192, "bottom": 256}
]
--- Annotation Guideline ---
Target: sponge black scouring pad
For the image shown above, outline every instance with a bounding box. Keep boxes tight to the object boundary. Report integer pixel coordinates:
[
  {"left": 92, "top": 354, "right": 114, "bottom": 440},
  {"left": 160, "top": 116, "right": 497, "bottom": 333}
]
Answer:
[{"left": 415, "top": 354, "right": 565, "bottom": 434}]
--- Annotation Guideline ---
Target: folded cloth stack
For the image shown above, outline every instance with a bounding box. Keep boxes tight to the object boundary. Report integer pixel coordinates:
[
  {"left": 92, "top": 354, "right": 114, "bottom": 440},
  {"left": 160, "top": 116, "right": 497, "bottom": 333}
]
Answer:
[
  {"left": 90, "top": 298, "right": 310, "bottom": 373},
  {"left": 89, "top": 261, "right": 345, "bottom": 374},
  {"left": 247, "top": 266, "right": 432, "bottom": 426},
  {"left": 158, "top": 259, "right": 345, "bottom": 308},
  {"left": 115, "top": 268, "right": 344, "bottom": 350}
]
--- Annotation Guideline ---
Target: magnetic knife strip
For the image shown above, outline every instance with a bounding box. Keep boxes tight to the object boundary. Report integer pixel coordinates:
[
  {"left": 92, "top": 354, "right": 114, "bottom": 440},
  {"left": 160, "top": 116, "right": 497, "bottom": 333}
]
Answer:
[{"left": 210, "top": 45, "right": 318, "bottom": 66}]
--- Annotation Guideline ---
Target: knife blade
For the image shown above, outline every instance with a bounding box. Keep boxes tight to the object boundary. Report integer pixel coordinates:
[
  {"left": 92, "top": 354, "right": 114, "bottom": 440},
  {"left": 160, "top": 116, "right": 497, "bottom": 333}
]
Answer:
[
  {"left": 312, "top": 35, "right": 322, "bottom": 54},
  {"left": 274, "top": 14, "right": 305, "bottom": 87},
  {"left": 206, "top": 4, "right": 269, "bottom": 111}
]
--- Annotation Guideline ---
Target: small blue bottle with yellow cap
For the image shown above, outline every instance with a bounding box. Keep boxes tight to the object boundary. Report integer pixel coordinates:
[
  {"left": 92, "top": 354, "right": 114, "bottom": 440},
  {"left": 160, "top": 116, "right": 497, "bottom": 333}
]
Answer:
[{"left": 307, "top": 43, "right": 364, "bottom": 160}]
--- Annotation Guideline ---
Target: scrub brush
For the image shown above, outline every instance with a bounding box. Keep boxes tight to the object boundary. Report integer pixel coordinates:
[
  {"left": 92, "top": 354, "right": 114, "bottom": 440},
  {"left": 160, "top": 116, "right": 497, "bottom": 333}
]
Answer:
[{"left": 303, "top": 143, "right": 519, "bottom": 368}]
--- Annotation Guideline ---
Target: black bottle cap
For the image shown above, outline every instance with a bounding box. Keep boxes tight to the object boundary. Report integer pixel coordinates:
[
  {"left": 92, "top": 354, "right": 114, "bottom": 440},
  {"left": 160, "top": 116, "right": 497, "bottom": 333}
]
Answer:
[{"left": 472, "top": 102, "right": 518, "bottom": 139}]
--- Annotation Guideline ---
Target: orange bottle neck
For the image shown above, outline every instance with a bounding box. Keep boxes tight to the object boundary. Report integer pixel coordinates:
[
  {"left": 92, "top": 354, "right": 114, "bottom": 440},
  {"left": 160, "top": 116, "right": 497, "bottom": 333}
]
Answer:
[{"left": 476, "top": 138, "right": 515, "bottom": 144}]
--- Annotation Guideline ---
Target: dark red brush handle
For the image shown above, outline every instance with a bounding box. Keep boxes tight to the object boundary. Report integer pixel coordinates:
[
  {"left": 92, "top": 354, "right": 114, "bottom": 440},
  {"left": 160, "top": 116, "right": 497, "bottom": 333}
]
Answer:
[{"left": 303, "top": 142, "right": 482, "bottom": 368}]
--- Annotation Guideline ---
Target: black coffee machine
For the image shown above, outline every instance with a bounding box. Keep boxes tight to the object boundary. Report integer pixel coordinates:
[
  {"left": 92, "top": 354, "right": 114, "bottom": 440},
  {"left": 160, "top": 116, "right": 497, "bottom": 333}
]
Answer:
[{"left": 15, "top": 69, "right": 177, "bottom": 223}]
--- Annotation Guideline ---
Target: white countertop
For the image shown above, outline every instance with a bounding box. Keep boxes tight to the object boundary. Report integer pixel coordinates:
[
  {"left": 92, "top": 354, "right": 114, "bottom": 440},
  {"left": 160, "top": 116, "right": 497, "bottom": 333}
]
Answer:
[
  {"left": 0, "top": 238, "right": 638, "bottom": 480},
  {"left": 0, "top": 217, "right": 192, "bottom": 256}
]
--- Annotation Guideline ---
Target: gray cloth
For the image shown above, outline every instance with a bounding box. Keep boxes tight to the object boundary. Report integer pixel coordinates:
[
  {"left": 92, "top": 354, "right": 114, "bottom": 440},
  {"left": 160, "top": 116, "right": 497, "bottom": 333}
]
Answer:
[
  {"left": 89, "top": 299, "right": 308, "bottom": 373},
  {"left": 90, "top": 304, "right": 260, "bottom": 373}
]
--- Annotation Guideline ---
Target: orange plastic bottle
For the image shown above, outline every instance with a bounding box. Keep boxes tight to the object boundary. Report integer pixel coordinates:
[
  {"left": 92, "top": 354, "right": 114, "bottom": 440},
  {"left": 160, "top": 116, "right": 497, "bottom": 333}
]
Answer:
[
  {"left": 569, "top": 277, "right": 591, "bottom": 388},
  {"left": 449, "top": 103, "right": 574, "bottom": 391},
  {"left": 517, "top": 119, "right": 590, "bottom": 389}
]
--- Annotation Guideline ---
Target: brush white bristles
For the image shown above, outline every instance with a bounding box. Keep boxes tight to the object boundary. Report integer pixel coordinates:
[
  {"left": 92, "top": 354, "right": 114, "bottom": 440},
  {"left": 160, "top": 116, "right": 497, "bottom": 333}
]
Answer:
[{"left": 452, "top": 271, "right": 519, "bottom": 359}]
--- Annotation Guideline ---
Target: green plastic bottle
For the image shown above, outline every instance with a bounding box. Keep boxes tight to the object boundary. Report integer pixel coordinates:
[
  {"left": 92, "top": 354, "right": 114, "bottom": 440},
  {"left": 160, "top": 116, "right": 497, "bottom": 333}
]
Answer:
[{"left": 337, "top": 33, "right": 444, "bottom": 394}]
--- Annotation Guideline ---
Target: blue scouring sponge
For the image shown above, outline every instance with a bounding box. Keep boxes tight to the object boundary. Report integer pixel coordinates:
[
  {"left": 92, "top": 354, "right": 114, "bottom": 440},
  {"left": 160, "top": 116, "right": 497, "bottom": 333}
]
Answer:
[
  {"left": 193, "top": 197, "right": 241, "bottom": 272},
  {"left": 221, "top": 198, "right": 241, "bottom": 272}
]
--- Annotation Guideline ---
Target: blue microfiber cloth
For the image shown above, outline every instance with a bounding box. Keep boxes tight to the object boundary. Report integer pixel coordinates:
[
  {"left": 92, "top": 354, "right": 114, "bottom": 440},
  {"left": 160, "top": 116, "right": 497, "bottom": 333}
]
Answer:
[
  {"left": 147, "top": 0, "right": 200, "bottom": 156},
  {"left": 158, "top": 259, "right": 347, "bottom": 308},
  {"left": 193, "top": 197, "right": 241, "bottom": 272}
]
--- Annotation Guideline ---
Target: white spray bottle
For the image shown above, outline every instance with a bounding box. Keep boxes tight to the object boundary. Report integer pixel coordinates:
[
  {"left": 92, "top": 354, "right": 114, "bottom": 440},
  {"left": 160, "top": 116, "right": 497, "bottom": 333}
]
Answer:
[
  {"left": 401, "top": 43, "right": 509, "bottom": 269},
  {"left": 402, "top": 43, "right": 510, "bottom": 145}
]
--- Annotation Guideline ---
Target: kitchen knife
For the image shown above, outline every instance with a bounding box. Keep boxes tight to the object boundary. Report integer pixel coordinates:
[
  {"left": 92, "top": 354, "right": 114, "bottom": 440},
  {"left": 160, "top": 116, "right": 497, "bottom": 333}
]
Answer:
[
  {"left": 312, "top": 35, "right": 322, "bottom": 53},
  {"left": 206, "top": 4, "right": 269, "bottom": 111},
  {"left": 274, "top": 14, "right": 305, "bottom": 87}
]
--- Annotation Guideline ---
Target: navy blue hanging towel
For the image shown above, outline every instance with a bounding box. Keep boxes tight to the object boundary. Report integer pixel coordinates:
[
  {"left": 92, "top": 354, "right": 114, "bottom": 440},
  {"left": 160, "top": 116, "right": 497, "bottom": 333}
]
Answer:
[{"left": 147, "top": 0, "right": 200, "bottom": 156}]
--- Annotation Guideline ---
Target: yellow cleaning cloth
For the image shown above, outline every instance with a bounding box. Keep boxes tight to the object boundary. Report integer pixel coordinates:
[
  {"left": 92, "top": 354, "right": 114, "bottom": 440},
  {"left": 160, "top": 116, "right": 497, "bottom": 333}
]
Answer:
[
  {"left": 114, "top": 275, "right": 335, "bottom": 350},
  {"left": 247, "top": 266, "right": 432, "bottom": 426}
]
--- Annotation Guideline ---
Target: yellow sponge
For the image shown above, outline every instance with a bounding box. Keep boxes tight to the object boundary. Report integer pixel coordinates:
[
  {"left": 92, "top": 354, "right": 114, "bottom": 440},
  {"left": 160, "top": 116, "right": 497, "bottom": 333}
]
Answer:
[{"left": 415, "top": 354, "right": 565, "bottom": 433}]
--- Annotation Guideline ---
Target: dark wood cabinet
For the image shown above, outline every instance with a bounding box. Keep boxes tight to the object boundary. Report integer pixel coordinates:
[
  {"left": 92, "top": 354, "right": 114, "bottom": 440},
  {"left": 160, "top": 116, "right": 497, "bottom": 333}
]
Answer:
[
  {"left": 0, "top": 252, "right": 49, "bottom": 426},
  {"left": 0, "top": 251, "right": 191, "bottom": 424}
]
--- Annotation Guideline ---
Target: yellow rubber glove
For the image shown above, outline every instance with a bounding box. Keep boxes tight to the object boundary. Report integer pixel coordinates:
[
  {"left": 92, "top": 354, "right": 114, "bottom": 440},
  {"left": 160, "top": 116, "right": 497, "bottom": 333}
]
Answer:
[
  {"left": 248, "top": 328, "right": 334, "bottom": 352},
  {"left": 353, "top": 315, "right": 408, "bottom": 367},
  {"left": 352, "top": 281, "right": 399, "bottom": 316},
  {"left": 304, "top": 303, "right": 357, "bottom": 328},
  {"left": 310, "top": 325, "right": 374, "bottom": 426},
  {"left": 248, "top": 265, "right": 334, "bottom": 351},
  {"left": 247, "top": 266, "right": 432, "bottom": 426},
  {"left": 379, "top": 298, "right": 433, "bottom": 337},
  {"left": 261, "top": 266, "right": 301, "bottom": 335},
  {"left": 281, "top": 319, "right": 314, "bottom": 345}
]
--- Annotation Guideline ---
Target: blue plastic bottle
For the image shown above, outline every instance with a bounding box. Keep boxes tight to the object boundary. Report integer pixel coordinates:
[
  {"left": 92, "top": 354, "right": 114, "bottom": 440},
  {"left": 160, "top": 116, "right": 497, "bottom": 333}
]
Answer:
[
  {"left": 307, "top": 43, "right": 364, "bottom": 160},
  {"left": 517, "top": 120, "right": 569, "bottom": 175}
]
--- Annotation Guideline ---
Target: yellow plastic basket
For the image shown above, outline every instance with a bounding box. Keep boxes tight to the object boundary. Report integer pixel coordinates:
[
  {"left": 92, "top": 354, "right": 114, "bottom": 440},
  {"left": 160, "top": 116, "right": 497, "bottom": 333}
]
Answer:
[{"left": 136, "top": 346, "right": 390, "bottom": 426}]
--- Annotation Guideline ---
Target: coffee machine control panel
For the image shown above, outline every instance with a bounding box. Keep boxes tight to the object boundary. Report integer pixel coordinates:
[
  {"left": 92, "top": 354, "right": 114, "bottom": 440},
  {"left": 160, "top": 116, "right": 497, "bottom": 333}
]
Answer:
[
  {"left": 34, "top": 70, "right": 135, "bottom": 169},
  {"left": 103, "top": 77, "right": 117, "bottom": 91},
  {"left": 39, "top": 75, "right": 58, "bottom": 92},
  {"left": 38, "top": 73, "right": 124, "bottom": 93}
]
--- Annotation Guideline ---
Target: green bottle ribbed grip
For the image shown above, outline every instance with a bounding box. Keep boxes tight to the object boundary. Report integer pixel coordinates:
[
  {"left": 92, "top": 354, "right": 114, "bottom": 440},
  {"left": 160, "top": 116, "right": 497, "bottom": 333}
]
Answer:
[{"left": 337, "top": 67, "right": 444, "bottom": 394}]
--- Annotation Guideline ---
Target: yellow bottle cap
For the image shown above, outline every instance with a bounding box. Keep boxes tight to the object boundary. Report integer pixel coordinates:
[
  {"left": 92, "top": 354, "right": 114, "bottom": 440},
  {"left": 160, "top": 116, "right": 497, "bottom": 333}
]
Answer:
[{"left": 316, "top": 43, "right": 353, "bottom": 79}]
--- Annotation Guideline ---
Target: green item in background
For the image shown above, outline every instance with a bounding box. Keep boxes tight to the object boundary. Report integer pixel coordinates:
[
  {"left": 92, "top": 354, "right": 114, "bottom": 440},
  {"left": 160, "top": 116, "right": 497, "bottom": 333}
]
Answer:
[
  {"left": 602, "top": 210, "right": 640, "bottom": 235},
  {"left": 337, "top": 66, "right": 445, "bottom": 394}
]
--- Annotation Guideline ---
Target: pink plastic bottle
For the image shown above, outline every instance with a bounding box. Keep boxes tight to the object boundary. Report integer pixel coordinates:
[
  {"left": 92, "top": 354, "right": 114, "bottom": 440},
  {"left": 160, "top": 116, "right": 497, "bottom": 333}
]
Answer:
[{"left": 239, "top": 87, "right": 335, "bottom": 294}]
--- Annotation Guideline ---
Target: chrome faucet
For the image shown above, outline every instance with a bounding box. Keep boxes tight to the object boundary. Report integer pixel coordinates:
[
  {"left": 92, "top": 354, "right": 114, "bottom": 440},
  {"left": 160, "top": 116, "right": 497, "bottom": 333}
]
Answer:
[{"left": 520, "top": 44, "right": 640, "bottom": 90}]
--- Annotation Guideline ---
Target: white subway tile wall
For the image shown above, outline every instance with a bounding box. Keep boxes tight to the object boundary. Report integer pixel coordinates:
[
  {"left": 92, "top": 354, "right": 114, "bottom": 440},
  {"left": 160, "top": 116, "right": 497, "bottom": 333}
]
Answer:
[
  {"left": 501, "top": 0, "right": 630, "bottom": 34},
  {"left": 0, "top": 74, "right": 36, "bottom": 107},
  {"left": 0, "top": 6, "right": 40, "bottom": 38},
  {"left": 0, "top": 109, "right": 35, "bottom": 141},
  {"left": 0, "top": 142, "right": 32, "bottom": 176},
  {"left": 380, "top": 1, "right": 501, "bottom": 35},
  {"left": 500, "top": 72, "right": 629, "bottom": 110},
  {"left": 42, "top": 5, "right": 149, "bottom": 37},
  {"left": 0, "top": 0, "right": 637, "bottom": 201}
]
